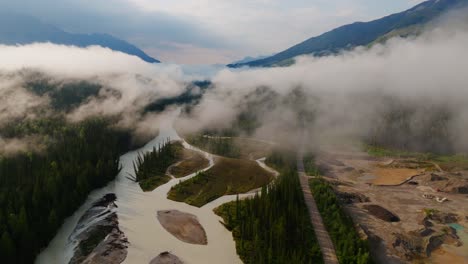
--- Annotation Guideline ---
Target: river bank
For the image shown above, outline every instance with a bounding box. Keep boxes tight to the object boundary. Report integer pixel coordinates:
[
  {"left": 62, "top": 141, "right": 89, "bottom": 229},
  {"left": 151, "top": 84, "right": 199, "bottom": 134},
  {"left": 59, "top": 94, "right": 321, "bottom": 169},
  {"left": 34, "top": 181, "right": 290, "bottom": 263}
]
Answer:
[{"left": 36, "top": 109, "right": 244, "bottom": 264}]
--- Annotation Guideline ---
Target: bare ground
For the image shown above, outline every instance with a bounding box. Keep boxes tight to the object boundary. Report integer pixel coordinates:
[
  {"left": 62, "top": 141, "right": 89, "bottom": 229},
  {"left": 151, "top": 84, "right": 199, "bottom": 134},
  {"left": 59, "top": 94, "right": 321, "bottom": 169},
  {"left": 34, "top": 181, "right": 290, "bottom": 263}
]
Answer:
[
  {"left": 157, "top": 210, "right": 207, "bottom": 245},
  {"left": 316, "top": 149, "right": 468, "bottom": 263},
  {"left": 371, "top": 168, "right": 422, "bottom": 186}
]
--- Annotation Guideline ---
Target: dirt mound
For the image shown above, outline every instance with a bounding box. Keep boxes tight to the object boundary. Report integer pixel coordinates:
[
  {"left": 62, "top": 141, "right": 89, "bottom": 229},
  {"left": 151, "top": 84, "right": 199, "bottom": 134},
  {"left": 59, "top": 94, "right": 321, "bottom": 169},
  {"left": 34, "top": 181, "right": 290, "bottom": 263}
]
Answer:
[
  {"left": 430, "top": 173, "right": 447, "bottom": 181},
  {"left": 419, "top": 228, "right": 435, "bottom": 237},
  {"left": 452, "top": 185, "right": 468, "bottom": 194},
  {"left": 419, "top": 216, "right": 434, "bottom": 228},
  {"left": 417, "top": 172, "right": 468, "bottom": 193},
  {"left": 427, "top": 212, "right": 459, "bottom": 224},
  {"left": 392, "top": 233, "right": 424, "bottom": 260},
  {"left": 364, "top": 205, "right": 400, "bottom": 222},
  {"left": 337, "top": 192, "right": 370, "bottom": 204},
  {"left": 425, "top": 228, "right": 461, "bottom": 257}
]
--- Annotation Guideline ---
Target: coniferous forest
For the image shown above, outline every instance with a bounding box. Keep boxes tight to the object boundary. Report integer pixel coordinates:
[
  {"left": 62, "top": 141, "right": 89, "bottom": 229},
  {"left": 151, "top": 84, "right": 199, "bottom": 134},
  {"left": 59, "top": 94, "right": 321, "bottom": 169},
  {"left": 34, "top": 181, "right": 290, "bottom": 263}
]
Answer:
[
  {"left": 185, "top": 134, "right": 241, "bottom": 158},
  {"left": 214, "top": 150, "right": 323, "bottom": 264},
  {"left": 309, "top": 178, "right": 372, "bottom": 264},
  {"left": 132, "top": 140, "right": 181, "bottom": 191},
  {"left": 0, "top": 117, "right": 135, "bottom": 263}
]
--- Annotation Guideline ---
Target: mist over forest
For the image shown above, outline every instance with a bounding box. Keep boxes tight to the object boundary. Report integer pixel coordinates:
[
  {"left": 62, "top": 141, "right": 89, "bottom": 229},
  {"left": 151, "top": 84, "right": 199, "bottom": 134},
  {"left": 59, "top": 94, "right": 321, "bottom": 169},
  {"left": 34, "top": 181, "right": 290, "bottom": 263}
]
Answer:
[
  {"left": 1, "top": 2, "right": 468, "bottom": 264},
  {"left": 2, "top": 10, "right": 468, "bottom": 156}
]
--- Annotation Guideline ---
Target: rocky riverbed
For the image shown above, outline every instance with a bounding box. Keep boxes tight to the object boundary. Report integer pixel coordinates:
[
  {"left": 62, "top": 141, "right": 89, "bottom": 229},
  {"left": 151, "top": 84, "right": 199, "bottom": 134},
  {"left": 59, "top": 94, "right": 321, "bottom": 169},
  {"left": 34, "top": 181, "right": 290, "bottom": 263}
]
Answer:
[{"left": 68, "top": 193, "right": 128, "bottom": 264}]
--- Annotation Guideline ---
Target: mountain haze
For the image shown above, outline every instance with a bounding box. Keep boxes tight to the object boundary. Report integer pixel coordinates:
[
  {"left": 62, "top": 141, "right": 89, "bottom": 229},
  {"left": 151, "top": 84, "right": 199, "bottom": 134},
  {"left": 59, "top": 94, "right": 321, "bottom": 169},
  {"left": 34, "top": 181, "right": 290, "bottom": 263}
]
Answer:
[
  {"left": 0, "top": 13, "right": 160, "bottom": 63},
  {"left": 229, "top": 0, "right": 467, "bottom": 68}
]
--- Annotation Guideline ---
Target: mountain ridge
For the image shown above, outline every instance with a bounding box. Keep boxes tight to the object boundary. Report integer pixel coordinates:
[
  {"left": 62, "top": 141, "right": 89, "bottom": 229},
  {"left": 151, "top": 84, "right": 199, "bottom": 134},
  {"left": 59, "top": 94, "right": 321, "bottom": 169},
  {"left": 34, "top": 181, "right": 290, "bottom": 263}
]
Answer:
[
  {"left": 229, "top": 0, "right": 467, "bottom": 68},
  {"left": 0, "top": 13, "right": 160, "bottom": 63}
]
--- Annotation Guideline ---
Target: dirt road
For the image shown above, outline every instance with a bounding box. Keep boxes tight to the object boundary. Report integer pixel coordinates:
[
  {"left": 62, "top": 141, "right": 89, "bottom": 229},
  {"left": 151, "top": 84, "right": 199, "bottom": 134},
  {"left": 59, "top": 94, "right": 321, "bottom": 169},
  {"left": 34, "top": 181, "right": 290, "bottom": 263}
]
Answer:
[{"left": 298, "top": 152, "right": 339, "bottom": 264}]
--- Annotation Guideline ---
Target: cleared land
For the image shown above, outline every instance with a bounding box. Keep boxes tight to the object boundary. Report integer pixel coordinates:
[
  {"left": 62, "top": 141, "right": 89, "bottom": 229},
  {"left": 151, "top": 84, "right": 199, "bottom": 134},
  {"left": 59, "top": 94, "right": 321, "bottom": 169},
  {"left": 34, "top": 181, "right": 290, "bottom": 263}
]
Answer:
[
  {"left": 371, "top": 167, "right": 421, "bottom": 186},
  {"left": 315, "top": 145, "right": 468, "bottom": 263},
  {"left": 168, "top": 157, "right": 273, "bottom": 207}
]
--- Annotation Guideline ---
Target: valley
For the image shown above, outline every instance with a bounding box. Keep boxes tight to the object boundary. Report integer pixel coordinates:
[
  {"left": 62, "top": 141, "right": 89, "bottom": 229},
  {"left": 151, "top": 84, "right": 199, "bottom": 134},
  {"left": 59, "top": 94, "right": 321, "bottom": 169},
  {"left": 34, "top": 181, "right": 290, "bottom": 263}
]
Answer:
[
  {"left": 1, "top": 0, "right": 468, "bottom": 264},
  {"left": 36, "top": 110, "right": 277, "bottom": 264}
]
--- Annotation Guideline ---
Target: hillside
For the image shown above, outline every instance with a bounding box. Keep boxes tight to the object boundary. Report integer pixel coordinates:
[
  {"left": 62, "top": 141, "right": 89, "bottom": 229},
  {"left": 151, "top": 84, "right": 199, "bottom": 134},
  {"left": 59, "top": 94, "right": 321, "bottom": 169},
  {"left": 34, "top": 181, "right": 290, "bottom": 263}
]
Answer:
[
  {"left": 229, "top": 0, "right": 467, "bottom": 68},
  {"left": 0, "top": 13, "right": 160, "bottom": 63}
]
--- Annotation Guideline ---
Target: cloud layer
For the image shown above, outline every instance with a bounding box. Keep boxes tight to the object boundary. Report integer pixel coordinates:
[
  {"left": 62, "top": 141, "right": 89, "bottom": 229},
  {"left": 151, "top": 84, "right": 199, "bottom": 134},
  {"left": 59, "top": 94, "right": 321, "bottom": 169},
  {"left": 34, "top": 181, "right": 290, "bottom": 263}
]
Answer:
[
  {"left": 0, "top": 0, "right": 425, "bottom": 63},
  {"left": 0, "top": 44, "right": 193, "bottom": 152},
  {"left": 1, "top": 11, "right": 467, "bottom": 156},
  {"left": 179, "top": 13, "right": 468, "bottom": 153}
]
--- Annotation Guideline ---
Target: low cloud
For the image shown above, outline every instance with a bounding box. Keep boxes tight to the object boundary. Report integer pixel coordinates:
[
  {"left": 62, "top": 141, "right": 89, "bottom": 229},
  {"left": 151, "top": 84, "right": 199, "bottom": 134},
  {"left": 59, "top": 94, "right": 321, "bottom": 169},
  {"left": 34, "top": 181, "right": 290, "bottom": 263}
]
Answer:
[
  {"left": 2, "top": 11, "right": 468, "bottom": 155},
  {"left": 179, "top": 11, "right": 468, "bottom": 153},
  {"left": 0, "top": 43, "right": 193, "bottom": 153},
  {"left": 0, "top": 136, "right": 45, "bottom": 156}
]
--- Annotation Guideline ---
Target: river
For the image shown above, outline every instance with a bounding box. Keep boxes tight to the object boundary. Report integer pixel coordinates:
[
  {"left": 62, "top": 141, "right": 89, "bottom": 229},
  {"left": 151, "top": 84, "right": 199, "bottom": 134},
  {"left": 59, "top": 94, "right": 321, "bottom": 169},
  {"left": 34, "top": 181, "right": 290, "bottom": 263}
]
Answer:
[{"left": 36, "top": 109, "right": 245, "bottom": 264}]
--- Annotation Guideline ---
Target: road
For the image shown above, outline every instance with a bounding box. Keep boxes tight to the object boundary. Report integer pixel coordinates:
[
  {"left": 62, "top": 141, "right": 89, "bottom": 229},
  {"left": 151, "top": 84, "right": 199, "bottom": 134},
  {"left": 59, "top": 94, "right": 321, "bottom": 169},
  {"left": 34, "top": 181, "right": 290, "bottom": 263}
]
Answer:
[{"left": 298, "top": 151, "right": 340, "bottom": 264}]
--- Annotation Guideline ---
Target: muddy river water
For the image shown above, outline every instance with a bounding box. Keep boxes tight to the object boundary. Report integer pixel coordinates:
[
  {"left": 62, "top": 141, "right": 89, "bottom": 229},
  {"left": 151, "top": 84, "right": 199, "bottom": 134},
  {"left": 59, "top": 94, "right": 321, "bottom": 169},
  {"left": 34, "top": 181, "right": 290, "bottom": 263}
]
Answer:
[{"left": 36, "top": 110, "right": 247, "bottom": 264}]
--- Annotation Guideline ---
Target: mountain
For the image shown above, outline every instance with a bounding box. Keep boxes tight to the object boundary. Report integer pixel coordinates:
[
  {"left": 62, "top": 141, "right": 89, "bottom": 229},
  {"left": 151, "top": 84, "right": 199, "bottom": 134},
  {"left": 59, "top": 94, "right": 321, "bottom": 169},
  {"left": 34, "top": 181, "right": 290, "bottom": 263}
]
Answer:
[
  {"left": 231, "top": 55, "right": 271, "bottom": 65},
  {"left": 229, "top": 0, "right": 467, "bottom": 68},
  {"left": 0, "top": 14, "right": 160, "bottom": 63}
]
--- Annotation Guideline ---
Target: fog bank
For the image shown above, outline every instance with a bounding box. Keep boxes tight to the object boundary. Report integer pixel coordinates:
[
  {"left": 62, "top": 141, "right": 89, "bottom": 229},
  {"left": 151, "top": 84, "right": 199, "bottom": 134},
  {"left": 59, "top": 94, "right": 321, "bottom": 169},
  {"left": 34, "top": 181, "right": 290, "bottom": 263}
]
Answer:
[{"left": 179, "top": 12, "right": 468, "bottom": 153}]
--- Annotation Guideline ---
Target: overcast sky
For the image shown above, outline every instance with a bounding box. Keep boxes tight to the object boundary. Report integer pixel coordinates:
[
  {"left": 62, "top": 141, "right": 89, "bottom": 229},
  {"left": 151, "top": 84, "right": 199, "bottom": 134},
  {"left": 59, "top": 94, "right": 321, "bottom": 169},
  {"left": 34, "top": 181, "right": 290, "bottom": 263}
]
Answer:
[{"left": 1, "top": 0, "right": 425, "bottom": 64}]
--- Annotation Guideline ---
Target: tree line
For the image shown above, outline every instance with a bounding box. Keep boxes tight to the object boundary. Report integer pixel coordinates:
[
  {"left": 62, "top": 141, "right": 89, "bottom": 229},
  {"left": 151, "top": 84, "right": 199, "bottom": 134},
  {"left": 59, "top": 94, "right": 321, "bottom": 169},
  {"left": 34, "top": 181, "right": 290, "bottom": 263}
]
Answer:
[
  {"left": 214, "top": 150, "right": 323, "bottom": 264},
  {"left": 131, "top": 140, "right": 180, "bottom": 191},
  {"left": 185, "top": 135, "right": 241, "bottom": 158},
  {"left": 309, "top": 178, "right": 372, "bottom": 264},
  {"left": 0, "top": 117, "right": 135, "bottom": 263}
]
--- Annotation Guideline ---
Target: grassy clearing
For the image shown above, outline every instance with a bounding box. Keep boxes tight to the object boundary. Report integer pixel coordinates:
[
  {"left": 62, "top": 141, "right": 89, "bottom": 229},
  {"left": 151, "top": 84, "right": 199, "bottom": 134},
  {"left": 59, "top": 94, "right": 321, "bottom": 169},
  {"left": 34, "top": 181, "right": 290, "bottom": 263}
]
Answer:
[
  {"left": 185, "top": 134, "right": 273, "bottom": 160},
  {"left": 169, "top": 148, "right": 210, "bottom": 178},
  {"left": 185, "top": 135, "right": 241, "bottom": 158},
  {"left": 366, "top": 145, "right": 468, "bottom": 171},
  {"left": 139, "top": 175, "right": 171, "bottom": 192},
  {"left": 233, "top": 138, "right": 274, "bottom": 160},
  {"left": 167, "top": 157, "right": 272, "bottom": 207}
]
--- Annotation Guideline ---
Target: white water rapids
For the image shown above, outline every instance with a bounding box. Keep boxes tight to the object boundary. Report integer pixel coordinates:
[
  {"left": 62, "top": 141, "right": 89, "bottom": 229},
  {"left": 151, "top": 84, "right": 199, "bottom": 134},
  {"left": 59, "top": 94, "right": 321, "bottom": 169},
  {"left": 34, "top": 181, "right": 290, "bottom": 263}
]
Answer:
[{"left": 35, "top": 109, "right": 262, "bottom": 264}]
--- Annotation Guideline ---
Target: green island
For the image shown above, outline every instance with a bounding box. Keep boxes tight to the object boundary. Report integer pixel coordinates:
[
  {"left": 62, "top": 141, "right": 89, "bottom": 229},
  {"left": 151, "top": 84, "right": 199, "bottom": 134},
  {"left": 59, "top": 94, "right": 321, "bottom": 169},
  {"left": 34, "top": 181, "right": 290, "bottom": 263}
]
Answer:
[
  {"left": 132, "top": 141, "right": 212, "bottom": 191},
  {"left": 132, "top": 141, "right": 181, "bottom": 192},
  {"left": 167, "top": 157, "right": 272, "bottom": 207}
]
